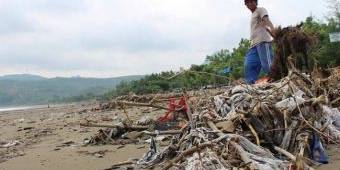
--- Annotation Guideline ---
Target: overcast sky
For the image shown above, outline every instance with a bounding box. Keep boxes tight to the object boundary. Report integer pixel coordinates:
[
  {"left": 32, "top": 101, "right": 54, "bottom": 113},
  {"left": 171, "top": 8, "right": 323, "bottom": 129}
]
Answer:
[{"left": 0, "top": 0, "right": 329, "bottom": 78}]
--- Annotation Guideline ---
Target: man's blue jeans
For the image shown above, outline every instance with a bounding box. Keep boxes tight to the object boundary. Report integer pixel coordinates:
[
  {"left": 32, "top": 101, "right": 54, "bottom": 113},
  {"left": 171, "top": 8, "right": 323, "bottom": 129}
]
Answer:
[{"left": 244, "top": 42, "right": 273, "bottom": 84}]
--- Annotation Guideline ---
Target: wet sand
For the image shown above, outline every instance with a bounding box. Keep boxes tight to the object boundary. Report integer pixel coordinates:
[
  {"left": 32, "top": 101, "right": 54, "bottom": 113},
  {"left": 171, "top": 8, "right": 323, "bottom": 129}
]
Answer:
[{"left": 0, "top": 103, "right": 154, "bottom": 170}]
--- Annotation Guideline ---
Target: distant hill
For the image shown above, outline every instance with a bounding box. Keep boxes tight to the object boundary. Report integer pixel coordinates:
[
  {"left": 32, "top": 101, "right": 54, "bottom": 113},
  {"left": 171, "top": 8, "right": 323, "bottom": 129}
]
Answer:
[
  {"left": 0, "top": 74, "right": 143, "bottom": 107},
  {"left": 0, "top": 74, "right": 46, "bottom": 81}
]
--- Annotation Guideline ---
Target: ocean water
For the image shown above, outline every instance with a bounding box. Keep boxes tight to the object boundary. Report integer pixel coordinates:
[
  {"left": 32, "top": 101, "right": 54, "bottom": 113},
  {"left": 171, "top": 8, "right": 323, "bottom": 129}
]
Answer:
[{"left": 0, "top": 105, "right": 45, "bottom": 112}]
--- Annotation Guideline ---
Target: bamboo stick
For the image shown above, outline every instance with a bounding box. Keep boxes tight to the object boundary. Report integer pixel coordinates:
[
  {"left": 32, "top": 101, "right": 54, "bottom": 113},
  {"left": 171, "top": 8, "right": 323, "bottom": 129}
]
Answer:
[{"left": 80, "top": 122, "right": 148, "bottom": 131}]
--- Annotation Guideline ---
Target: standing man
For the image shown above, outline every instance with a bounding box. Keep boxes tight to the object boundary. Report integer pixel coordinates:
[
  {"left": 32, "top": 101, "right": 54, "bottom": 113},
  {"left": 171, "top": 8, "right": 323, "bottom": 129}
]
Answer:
[{"left": 244, "top": 0, "right": 275, "bottom": 84}]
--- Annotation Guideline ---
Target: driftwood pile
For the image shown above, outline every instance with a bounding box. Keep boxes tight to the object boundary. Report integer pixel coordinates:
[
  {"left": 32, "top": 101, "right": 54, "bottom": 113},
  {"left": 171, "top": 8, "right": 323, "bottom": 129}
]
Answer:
[
  {"left": 79, "top": 66, "right": 340, "bottom": 170},
  {"left": 77, "top": 25, "right": 340, "bottom": 170},
  {"left": 81, "top": 92, "right": 196, "bottom": 146}
]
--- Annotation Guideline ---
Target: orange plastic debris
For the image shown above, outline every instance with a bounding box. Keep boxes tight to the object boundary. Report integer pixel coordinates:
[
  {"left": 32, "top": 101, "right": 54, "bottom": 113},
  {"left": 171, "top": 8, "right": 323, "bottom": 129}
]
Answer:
[{"left": 255, "top": 76, "right": 270, "bottom": 84}]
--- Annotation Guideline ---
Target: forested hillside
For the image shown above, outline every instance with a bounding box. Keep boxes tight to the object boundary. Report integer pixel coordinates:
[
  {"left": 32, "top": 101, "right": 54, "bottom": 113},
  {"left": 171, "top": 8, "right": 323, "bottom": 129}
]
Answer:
[{"left": 0, "top": 74, "right": 143, "bottom": 106}]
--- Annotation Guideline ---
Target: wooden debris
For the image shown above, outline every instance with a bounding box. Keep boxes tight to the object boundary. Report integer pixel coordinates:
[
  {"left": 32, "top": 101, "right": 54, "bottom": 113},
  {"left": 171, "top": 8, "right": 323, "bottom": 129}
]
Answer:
[
  {"left": 79, "top": 63, "right": 340, "bottom": 169},
  {"left": 80, "top": 122, "right": 148, "bottom": 131}
]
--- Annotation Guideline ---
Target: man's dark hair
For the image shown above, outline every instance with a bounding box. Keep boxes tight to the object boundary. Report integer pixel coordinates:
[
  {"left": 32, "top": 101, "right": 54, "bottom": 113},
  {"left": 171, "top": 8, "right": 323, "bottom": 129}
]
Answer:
[{"left": 245, "top": 0, "right": 258, "bottom": 4}]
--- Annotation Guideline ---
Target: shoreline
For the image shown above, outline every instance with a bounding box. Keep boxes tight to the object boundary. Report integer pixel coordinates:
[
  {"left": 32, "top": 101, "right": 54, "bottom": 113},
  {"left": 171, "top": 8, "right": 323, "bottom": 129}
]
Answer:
[
  {"left": 0, "top": 102, "right": 86, "bottom": 113},
  {"left": 0, "top": 105, "right": 47, "bottom": 112}
]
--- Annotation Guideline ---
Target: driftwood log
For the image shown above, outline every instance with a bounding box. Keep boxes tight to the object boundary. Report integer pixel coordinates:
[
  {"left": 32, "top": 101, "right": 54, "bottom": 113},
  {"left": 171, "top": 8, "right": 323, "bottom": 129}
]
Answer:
[{"left": 80, "top": 122, "right": 148, "bottom": 131}]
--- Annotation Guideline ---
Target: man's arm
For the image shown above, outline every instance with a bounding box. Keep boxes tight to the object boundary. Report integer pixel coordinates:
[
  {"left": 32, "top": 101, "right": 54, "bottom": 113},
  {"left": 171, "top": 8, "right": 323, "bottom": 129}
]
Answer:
[{"left": 262, "top": 16, "right": 275, "bottom": 38}]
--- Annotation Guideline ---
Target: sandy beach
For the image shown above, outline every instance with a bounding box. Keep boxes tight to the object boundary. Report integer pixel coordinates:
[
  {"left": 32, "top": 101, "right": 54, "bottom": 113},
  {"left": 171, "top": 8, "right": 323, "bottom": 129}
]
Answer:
[
  {"left": 0, "top": 103, "right": 156, "bottom": 170},
  {"left": 0, "top": 103, "right": 339, "bottom": 170}
]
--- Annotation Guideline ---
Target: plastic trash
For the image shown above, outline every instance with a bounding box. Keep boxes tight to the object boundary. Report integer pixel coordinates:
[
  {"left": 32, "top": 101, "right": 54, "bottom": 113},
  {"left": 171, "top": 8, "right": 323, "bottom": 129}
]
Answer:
[
  {"left": 275, "top": 90, "right": 305, "bottom": 112},
  {"left": 310, "top": 132, "right": 328, "bottom": 164}
]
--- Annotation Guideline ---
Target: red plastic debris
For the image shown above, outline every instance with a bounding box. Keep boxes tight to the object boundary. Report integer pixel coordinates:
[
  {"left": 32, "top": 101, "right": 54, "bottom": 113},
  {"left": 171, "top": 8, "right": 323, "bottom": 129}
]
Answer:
[{"left": 157, "top": 96, "right": 188, "bottom": 122}]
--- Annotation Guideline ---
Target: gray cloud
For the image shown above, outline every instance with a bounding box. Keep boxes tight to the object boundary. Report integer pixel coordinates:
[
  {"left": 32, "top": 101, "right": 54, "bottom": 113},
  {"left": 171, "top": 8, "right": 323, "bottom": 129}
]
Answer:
[
  {"left": 0, "top": 0, "right": 328, "bottom": 77},
  {"left": 33, "top": 0, "right": 87, "bottom": 12},
  {"left": 0, "top": 4, "right": 33, "bottom": 35}
]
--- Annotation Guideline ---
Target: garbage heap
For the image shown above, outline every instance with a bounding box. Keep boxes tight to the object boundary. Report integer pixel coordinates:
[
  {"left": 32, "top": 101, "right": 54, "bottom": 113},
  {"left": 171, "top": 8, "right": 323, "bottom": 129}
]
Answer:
[{"left": 82, "top": 67, "right": 340, "bottom": 170}]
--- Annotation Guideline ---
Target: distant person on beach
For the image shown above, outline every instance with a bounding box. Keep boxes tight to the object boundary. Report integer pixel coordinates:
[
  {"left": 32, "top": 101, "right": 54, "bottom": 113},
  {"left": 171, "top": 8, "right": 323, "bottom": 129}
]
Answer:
[{"left": 243, "top": 0, "right": 275, "bottom": 84}]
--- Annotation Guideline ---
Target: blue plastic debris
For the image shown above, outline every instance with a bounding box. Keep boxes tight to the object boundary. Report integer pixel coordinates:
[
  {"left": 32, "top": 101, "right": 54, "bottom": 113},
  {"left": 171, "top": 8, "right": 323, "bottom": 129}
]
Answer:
[
  {"left": 222, "top": 67, "right": 232, "bottom": 74},
  {"left": 218, "top": 67, "right": 232, "bottom": 75},
  {"left": 310, "top": 132, "right": 329, "bottom": 164}
]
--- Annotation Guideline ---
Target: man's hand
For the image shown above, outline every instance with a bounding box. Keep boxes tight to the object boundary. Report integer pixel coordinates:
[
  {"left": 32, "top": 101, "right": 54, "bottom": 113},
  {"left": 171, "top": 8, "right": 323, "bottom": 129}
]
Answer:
[{"left": 266, "top": 27, "right": 276, "bottom": 39}]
